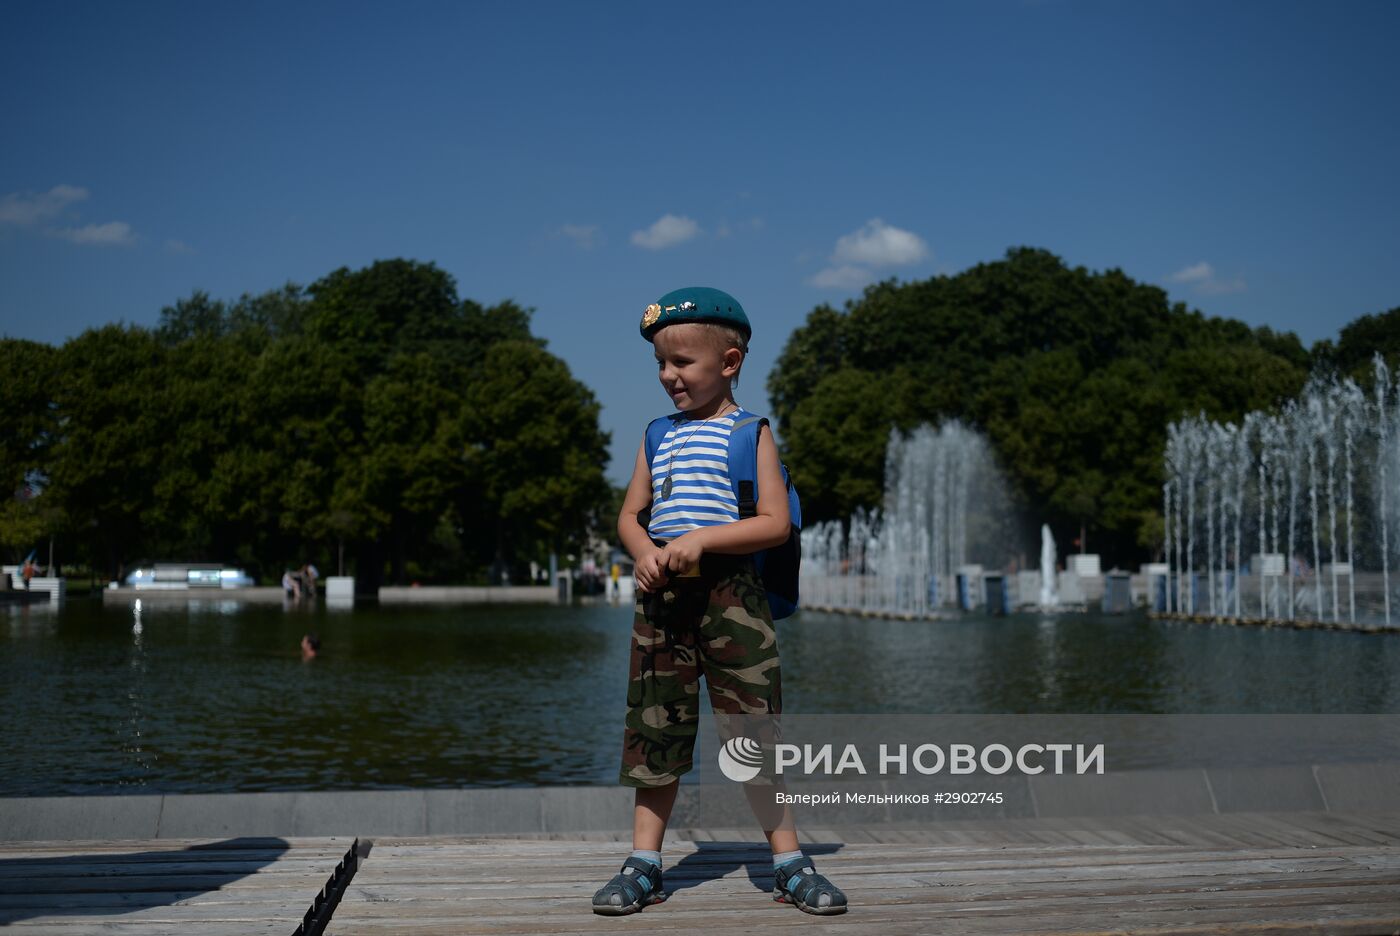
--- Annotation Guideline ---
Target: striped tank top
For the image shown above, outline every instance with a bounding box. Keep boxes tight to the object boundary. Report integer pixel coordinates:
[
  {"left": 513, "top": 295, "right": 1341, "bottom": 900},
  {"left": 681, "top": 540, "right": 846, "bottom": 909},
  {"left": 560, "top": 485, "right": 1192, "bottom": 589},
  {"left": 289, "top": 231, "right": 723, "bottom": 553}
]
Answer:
[{"left": 646, "top": 406, "right": 750, "bottom": 542}]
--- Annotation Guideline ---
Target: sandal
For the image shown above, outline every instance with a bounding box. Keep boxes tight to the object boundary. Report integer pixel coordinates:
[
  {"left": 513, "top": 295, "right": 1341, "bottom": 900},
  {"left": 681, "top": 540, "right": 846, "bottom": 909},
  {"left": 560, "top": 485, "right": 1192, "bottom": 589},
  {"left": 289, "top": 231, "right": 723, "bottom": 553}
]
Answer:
[
  {"left": 591, "top": 856, "right": 667, "bottom": 915},
  {"left": 773, "top": 856, "right": 848, "bottom": 915}
]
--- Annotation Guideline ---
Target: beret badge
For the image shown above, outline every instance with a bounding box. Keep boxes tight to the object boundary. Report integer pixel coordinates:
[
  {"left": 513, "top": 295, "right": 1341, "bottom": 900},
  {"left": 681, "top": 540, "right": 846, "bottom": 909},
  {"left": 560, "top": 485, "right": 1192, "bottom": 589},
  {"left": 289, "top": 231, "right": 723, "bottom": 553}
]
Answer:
[{"left": 640, "top": 287, "right": 750, "bottom": 342}]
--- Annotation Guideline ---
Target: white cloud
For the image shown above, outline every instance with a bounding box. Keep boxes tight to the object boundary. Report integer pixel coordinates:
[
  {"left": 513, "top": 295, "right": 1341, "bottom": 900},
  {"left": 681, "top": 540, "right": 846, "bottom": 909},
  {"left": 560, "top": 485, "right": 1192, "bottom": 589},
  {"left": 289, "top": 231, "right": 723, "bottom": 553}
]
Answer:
[
  {"left": 630, "top": 213, "right": 700, "bottom": 250},
  {"left": 50, "top": 221, "right": 136, "bottom": 247},
  {"left": 555, "top": 223, "right": 603, "bottom": 249},
  {"left": 810, "top": 218, "right": 929, "bottom": 289},
  {"left": 1170, "top": 260, "right": 1246, "bottom": 295},
  {"left": 1170, "top": 261, "right": 1214, "bottom": 284},
  {"left": 832, "top": 218, "right": 928, "bottom": 267},
  {"left": 0, "top": 184, "right": 89, "bottom": 225},
  {"left": 165, "top": 238, "right": 195, "bottom": 254},
  {"left": 807, "top": 264, "right": 871, "bottom": 289},
  {"left": 2, "top": 184, "right": 140, "bottom": 250}
]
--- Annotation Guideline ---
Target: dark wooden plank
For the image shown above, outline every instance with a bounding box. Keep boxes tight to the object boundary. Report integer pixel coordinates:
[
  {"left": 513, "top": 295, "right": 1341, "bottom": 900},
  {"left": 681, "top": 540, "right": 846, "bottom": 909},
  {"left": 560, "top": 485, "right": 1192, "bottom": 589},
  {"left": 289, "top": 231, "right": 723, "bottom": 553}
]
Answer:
[
  {"left": 328, "top": 835, "right": 1400, "bottom": 936},
  {"left": 0, "top": 837, "right": 348, "bottom": 933}
]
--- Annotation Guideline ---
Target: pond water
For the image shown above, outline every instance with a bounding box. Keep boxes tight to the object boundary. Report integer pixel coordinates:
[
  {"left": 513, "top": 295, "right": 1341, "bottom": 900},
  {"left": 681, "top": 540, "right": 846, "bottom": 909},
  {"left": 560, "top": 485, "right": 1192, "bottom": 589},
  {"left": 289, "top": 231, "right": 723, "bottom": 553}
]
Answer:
[{"left": 3, "top": 597, "right": 1397, "bottom": 796}]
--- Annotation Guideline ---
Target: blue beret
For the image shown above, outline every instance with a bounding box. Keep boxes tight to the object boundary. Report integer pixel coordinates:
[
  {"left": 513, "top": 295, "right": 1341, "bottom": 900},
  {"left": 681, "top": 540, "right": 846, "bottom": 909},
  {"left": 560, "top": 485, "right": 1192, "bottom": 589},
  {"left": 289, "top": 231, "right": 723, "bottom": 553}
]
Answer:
[{"left": 640, "top": 286, "right": 751, "bottom": 342}]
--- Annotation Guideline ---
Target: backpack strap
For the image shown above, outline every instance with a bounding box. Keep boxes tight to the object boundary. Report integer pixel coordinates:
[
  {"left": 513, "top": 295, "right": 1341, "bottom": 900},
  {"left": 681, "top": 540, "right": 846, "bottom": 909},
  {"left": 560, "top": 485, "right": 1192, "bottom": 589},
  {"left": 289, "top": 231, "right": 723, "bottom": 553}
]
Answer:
[
  {"left": 727, "top": 415, "right": 767, "bottom": 519},
  {"left": 725, "top": 410, "right": 804, "bottom": 620},
  {"left": 643, "top": 412, "right": 687, "bottom": 465}
]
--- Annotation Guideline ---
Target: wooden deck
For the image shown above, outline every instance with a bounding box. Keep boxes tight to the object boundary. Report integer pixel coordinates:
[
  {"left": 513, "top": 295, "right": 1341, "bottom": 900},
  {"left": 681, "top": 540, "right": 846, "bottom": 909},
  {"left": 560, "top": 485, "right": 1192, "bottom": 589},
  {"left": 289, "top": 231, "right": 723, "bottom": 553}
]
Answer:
[
  {"left": 329, "top": 814, "right": 1400, "bottom": 935},
  {"left": 0, "top": 835, "right": 354, "bottom": 934},
  {"left": 5, "top": 814, "right": 1399, "bottom": 934}
]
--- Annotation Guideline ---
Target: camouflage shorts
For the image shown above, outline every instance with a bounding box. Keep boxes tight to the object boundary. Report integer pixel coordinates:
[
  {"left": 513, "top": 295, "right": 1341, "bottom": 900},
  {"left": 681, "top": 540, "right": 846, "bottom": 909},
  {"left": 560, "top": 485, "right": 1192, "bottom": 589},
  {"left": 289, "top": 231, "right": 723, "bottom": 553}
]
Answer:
[{"left": 619, "top": 556, "right": 782, "bottom": 787}]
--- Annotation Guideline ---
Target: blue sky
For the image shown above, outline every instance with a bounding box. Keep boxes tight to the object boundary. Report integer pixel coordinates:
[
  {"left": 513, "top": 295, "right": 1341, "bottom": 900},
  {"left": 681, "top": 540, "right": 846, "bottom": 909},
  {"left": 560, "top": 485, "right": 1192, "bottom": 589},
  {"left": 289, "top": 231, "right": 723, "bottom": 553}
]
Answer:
[{"left": 2, "top": 0, "right": 1396, "bottom": 484}]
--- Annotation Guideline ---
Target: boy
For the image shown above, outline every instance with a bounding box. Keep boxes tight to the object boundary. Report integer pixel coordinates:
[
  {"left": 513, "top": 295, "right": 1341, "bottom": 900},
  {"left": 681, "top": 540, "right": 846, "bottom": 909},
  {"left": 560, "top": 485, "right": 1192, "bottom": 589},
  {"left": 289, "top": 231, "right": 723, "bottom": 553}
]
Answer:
[{"left": 591, "top": 286, "right": 848, "bottom": 916}]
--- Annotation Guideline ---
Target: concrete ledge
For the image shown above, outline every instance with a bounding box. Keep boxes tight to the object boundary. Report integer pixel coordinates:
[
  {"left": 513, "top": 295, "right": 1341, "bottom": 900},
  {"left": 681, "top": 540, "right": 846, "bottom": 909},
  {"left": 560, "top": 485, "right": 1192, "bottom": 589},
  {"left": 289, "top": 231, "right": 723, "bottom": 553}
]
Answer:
[
  {"left": 1207, "top": 766, "right": 1328, "bottom": 813},
  {"left": 378, "top": 585, "right": 556, "bottom": 604},
  {"left": 103, "top": 586, "right": 291, "bottom": 603},
  {"left": 0, "top": 795, "right": 164, "bottom": 840},
  {"left": 539, "top": 785, "right": 633, "bottom": 831},
  {"left": 1030, "top": 768, "right": 1217, "bottom": 817},
  {"left": 1315, "top": 762, "right": 1400, "bottom": 813},
  {"left": 424, "top": 788, "right": 547, "bottom": 835},
  {"left": 4, "top": 764, "right": 1396, "bottom": 841},
  {"left": 157, "top": 792, "right": 298, "bottom": 838},
  {"left": 292, "top": 790, "right": 428, "bottom": 836},
  {"left": 100, "top": 584, "right": 561, "bottom": 606}
]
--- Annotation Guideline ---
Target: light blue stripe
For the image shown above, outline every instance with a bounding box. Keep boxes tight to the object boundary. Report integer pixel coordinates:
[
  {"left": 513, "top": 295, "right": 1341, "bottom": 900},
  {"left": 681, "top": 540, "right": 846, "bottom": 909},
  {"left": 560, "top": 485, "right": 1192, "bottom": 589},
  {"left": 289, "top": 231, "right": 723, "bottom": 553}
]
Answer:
[
  {"left": 653, "top": 518, "right": 738, "bottom": 533},
  {"left": 660, "top": 489, "right": 739, "bottom": 503},
  {"left": 656, "top": 445, "right": 727, "bottom": 460},
  {"left": 654, "top": 484, "right": 739, "bottom": 500},
  {"left": 658, "top": 467, "right": 729, "bottom": 479},
  {"left": 669, "top": 447, "right": 733, "bottom": 458},
  {"left": 656, "top": 488, "right": 738, "bottom": 503},
  {"left": 654, "top": 503, "right": 738, "bottom": 520},
  {"left": 656, "top": 486, "right": 738, "bottom": 500},
  {"left": 661, "top": 460, "right": 728, "bottom": 473},
  {"left": 657, "top": 423, "right": 733, "bottom": 440},
  {"left": 654, "top": 497, "right": 739, "bottom": 512},
  {"left": 655, "top": 472, "right": 729, "bottom": 486},
  {"left": 656, "top": 434, "right": 731, "bottom": 451},
  {"left": 653, "top": 478, "right": 733, "bottom": 495}
]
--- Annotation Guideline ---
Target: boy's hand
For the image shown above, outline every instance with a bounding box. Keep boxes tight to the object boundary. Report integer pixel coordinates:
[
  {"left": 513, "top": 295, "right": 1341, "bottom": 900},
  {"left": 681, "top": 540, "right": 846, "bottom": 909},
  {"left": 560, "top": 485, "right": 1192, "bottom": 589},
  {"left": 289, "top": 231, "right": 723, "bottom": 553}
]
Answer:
[
  {"left": 661, "top": 533, "right": 704, "bottom": 575},
  {"left": 634, "top": 547, "right": 670, "bottom": 593}
]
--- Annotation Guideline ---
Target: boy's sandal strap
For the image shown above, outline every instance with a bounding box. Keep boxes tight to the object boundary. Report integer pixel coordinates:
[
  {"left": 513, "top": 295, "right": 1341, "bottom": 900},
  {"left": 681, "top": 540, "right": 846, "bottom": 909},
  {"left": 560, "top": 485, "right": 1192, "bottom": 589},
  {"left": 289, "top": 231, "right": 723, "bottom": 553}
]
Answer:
[
  {"left": 775, "top": 857, "right": 848, "bottom": 912},
  {"left": 592, "top": 857, "right": 664, "bottom": 913}
]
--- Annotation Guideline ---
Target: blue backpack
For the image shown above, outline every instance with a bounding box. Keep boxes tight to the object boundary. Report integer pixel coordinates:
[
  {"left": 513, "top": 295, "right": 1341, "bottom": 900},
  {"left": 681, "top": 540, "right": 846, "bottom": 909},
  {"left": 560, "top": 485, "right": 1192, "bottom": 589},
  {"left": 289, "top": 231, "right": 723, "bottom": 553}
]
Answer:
[{"left": 641, "top": 411, "right": 802, "bottom": 618}]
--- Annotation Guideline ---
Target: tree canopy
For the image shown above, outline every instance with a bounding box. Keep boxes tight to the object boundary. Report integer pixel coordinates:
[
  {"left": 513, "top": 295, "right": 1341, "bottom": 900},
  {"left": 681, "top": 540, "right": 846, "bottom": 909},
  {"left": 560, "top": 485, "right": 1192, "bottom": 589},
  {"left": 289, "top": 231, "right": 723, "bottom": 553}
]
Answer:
[
  {"left": 0, "top": 259, "right": 612, "bottom": 587},
  {"left": 7, "top": 246, "right": 1389, "bottom": 579},
  {"left": 768, "top": 247, "right": 1324, "bottom": 565},
  {"left": 1313, "top": 305, "right": 1400, "bottom": 388}
]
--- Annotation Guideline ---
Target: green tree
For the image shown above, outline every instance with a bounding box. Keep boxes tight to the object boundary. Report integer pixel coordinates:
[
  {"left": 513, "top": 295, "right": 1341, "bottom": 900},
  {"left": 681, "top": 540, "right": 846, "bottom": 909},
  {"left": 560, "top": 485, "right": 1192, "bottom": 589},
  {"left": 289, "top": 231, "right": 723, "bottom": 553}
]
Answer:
[
  {"left": 44, "top": 325, "right": 167, "bottom": 579},
  {"left": 299, "top": 259, "right": 557, "bottom": 586},
  {"left": 1318, "top": 305, "right": 1400, "bottom": 388},
  {"left": 460, "top": 340, "right": 612, "bottom": 578},
  {"left": 770, "top": 247, "right": 1313, "bottom": 565},
  {"left": 0, "top": 339, "right": 59, "bottom": 560},
  {"left": 11, "top": 258, "right": 610, "bottom": 587}
]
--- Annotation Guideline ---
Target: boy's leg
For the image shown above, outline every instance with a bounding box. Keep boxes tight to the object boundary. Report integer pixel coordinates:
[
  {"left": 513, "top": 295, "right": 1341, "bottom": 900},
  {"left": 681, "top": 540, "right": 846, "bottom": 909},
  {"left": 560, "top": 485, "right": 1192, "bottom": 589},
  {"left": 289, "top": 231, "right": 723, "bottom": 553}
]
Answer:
[
  {"left": 741, "top": 782, "right": 799, "bottom": 853},
  {"left": 619, "top": 585, "right": 707, "bottom": 790},
  {"left": 694, "top": 559, "right": 786, "bottom": 833},
  {"left": 597, "top": 584, "right": 706, "bottom": 915},
  {"left": 698, "top": 560, "right": 848, "bottom": 914},
  {"left": 633, "top": 779, "right": 679, "bottom": 850}
]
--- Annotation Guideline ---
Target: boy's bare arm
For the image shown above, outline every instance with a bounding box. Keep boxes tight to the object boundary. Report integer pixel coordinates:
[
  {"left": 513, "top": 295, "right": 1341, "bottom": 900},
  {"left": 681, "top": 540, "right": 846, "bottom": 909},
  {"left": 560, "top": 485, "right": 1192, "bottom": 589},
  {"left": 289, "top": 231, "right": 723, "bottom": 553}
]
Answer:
[
  {"left": 682, "top": 423, "right": 791, "bottom": 556},
  {"left": 617, "top": 440, "right": 659, "bottom": 562}
]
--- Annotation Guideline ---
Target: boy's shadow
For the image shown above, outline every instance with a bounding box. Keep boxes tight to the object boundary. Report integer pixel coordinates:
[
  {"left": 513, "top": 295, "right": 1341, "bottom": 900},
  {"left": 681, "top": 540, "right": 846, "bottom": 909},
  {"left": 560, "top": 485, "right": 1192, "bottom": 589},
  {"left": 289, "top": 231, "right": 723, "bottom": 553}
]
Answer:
[
  {"left": 0, "top": 837, "right": 290, "bottom": 924},
  {"left": 664, "top": 841, "right": 843, "bottom": 896}
]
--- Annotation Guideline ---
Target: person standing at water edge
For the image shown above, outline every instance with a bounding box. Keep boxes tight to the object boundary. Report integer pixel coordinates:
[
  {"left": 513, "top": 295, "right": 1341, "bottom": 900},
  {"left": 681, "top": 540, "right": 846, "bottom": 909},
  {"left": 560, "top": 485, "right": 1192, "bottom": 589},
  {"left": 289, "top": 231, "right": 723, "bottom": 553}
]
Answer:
[
  {"left": 591, "top": 287, "right": 847, "bottom": 916},
  {"left": 299, "top": 563, "right": 319, "bottom": 595}
]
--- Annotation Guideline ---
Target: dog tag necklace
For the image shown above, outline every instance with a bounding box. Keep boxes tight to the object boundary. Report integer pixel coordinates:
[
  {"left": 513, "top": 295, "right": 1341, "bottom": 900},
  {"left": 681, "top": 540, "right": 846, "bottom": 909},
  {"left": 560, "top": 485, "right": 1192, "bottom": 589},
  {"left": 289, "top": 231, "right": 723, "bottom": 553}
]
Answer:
[{"left": 660, "top": 402, "right": 737, "bottom": 501}]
